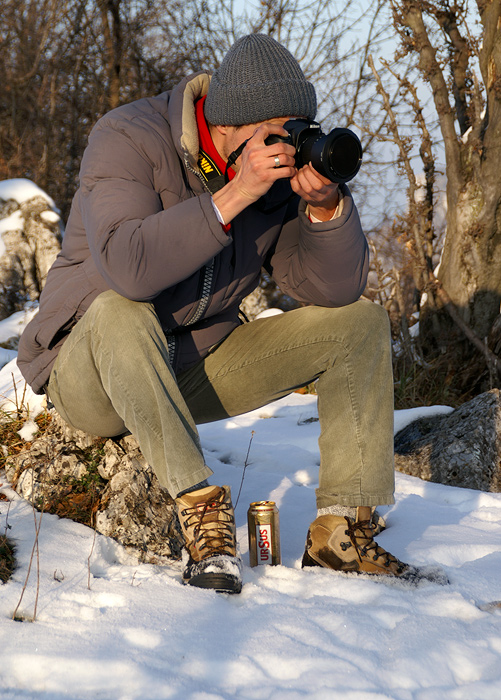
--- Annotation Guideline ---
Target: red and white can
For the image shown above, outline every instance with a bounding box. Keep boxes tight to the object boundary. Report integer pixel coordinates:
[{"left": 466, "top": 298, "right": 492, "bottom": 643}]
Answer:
[{"left": 247, "top": 501, "right": 281, "bottom": 567}]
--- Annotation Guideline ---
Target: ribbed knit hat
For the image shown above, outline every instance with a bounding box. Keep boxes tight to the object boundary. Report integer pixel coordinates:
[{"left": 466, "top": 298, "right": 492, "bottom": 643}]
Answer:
[{"left": 205, "top": 34, "right": 317, "bottom": 126}]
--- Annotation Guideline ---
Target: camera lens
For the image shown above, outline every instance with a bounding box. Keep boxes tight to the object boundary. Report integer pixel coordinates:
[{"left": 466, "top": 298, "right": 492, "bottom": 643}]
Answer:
[
  {"left": 265, "top": 120, "right": 363, "bottom": 184},
  {"left": 312, "top": 128, "right": 362, "bottom": 183}
]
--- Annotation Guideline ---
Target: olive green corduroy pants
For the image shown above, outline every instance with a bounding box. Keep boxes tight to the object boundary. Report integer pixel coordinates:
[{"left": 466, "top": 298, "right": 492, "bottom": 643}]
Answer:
[{"left": 47, "top": 290, "right": 395, "bottom": 508}]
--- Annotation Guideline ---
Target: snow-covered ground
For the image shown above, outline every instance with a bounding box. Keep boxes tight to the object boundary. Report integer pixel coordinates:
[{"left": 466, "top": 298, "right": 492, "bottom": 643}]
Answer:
[{"left": 0, "top": 346, "right": 500, "bottom": 699}]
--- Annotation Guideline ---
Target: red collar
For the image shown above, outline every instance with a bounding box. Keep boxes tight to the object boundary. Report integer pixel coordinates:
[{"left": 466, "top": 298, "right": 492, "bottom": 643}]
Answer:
[{"left": 195, "top": 96, "right": 235, "bottom": 181}]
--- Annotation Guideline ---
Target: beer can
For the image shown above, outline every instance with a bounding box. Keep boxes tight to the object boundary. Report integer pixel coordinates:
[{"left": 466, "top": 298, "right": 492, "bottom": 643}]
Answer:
[{"left": 247, "top": 501, "right": 281, "bottom": 567}]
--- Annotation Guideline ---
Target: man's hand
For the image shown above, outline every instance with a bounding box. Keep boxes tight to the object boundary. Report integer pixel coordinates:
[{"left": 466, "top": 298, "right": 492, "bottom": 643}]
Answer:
[
  {"left": 212, "top": 123, "right": 296, "bottom": 224},
  {"left": 290, "top": 164, "right": 340, "bottom": 222}
]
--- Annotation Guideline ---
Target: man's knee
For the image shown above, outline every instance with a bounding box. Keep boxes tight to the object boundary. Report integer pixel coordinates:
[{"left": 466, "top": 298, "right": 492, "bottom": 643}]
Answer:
[
  {"left": 298, "top": 299, "right": 390, "bottom": 339},
  {"left": 348, "top": 298, "right": 391, "bottom": 337},
  {"left": 86, "top": 290, "right": 155, "bottom": 335}
]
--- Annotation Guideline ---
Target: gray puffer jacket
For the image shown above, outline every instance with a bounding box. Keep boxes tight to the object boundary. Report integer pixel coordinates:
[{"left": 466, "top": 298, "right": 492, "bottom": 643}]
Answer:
[{"left": 17, "top": 72, "right": 369, "bottom": 394}]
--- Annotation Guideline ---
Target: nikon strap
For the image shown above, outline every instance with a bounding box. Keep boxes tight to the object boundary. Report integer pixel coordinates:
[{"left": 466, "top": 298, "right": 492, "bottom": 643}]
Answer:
[{"left": 197, "top": 148, "right": 226, "bottom": 194}]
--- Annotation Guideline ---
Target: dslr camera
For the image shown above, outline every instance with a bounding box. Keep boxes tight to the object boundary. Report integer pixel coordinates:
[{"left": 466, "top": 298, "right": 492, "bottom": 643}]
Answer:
[{"left": 265, "top": 118, "right": 362, "bottom": 184}]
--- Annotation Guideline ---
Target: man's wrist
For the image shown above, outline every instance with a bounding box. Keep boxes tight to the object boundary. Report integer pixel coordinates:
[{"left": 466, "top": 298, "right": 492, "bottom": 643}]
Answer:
[
  {"left": 212, "top": 179, "right": 255, "bottom": 225},
  {"left": 307, "top": 191, "right": 344, "bottom": 222}
]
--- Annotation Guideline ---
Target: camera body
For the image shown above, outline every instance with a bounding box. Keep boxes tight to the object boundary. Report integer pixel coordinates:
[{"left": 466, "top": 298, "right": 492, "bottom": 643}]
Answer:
[{"left": 265, "top": 118, "right": 362, "bottom": 184}]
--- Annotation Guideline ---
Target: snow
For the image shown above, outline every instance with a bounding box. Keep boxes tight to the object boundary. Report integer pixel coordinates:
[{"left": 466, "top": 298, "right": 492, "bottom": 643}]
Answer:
[
  {"left": 39, "top": 211, "right": 60, "bottom": 225},
  {"left": 0, "top": 302, "right": 44, "bottom": 420},
  {"left": 16, "top": 419, "right": 38, "bottom": 441},
  {"left": 0, "top": 179, "right": 57, "bottom": 209},
  {"left": 255, "top": 308, "right": 284, "bottom": 319},
  {"left": 0, "top": 305, "right": 39, "bottom": 347},
  {"left": 394, "top": 405, "right": 453, "bottom": 434},
  {"left": 0, "top": 358, "right": 500, "bottom": 698},
  {"left": 0, "top": 211, "right": 24, "bottom": 238}
]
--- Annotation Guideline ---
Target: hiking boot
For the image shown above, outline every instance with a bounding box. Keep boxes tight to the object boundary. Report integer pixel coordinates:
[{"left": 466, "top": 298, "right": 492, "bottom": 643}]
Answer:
[
  {"left": 301, "top": 513, "right": 408, "bottom": 577},
  {"left": 371, "top": 508, "right": 386, "bottom": 535},
  {"left": 175, "top": 485, "right": 242, "bottom": 594}
]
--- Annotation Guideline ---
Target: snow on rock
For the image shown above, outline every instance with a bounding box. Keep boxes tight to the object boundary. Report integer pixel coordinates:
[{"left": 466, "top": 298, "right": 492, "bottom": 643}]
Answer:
[
  {"left": 255, "top": 308, "right": 284, "bottom": 319},
  {"left": 0, "top": 179, "right": 62, "bottom": 320},
  {"left": 0, "top": 303, "right": 38, "bottom": 347},
  {"left": 394, "top": 404, "right": 453, "bottom": 434},
  {"left": 0, "top": 211, "right": 24, "bottom": 242},
  {"left": 16, "top": 419, "right": 38, "bottom": 441},
  {"left": 395, "top": 390, "right": 501, "bottom": 492},
  {"left": 0, "top": 178, "right": 57, "bottom": 209}
]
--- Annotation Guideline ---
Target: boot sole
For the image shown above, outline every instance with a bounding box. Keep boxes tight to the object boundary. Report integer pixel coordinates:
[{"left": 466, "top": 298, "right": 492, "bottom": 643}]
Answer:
[
  {"left": 185, "top": 572, "right": 242, "bottom": 594},
  {"left": 302, "top": 546, "right": 401, "bottom": 576},
  {"left": 302, "top": 548, "right": 448, "bottom": 585},
  {"left": 301, "top": 548, "right": 358, "bottom": 572}
]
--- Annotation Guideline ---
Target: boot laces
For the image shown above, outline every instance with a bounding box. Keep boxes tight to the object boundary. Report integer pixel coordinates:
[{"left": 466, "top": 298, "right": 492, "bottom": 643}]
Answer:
[
  {"left": 182, "top": 492, "right": 235, "bottom": 558},
  {"left": 343, "top": 517, "right": 406, "bottom": 573}
]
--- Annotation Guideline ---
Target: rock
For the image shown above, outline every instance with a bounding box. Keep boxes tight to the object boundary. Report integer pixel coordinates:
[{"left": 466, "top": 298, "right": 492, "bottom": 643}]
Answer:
[
  {"left": 5, "top": 413, "right": 183, "bottom": 563},
  {"left": 0, "top": 190, "right": 62, "bottom": 320},
  {"left": 394, "top": 389, "right": 501, "bottom": 492},
  {"left": 240, "top": 285, "right": 270, "bottom": 320}
]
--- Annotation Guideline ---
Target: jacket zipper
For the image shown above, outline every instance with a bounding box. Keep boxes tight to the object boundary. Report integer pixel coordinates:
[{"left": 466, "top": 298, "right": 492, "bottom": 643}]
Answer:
[
  {"left": 166, "top": 156, "right": 218, "bottom": 366},
  {"left": 182, "top": 154, "right": 217, "bottom": 327},
  {"left": 184, "top": 258, "right": 215, "bottom": 326}
]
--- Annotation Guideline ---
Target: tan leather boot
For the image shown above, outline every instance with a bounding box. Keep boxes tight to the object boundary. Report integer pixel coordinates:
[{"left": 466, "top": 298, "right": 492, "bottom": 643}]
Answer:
[
  {"left": 175, "top": 485, "right": 242, "bottom": 593},
  {"left": 302, "top": 513, "right": 408, "bottom": 576}
]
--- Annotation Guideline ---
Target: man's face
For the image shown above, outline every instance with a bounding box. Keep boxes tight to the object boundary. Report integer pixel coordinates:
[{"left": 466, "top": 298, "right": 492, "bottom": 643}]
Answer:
[{"left": 218, "top": 117, "right": 293, "bottom": 171}]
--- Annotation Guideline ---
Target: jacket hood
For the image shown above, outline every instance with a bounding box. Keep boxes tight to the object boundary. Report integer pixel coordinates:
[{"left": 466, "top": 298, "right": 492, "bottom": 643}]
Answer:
[{"left": 170, "top": 72, "right": 211, "bottom": 170}]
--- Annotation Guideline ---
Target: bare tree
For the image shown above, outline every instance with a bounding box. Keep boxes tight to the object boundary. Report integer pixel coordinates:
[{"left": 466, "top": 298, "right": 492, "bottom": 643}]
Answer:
[
  {"left": 378, "top": 1, "right": 501, "bottom": 388},
  {"left": 0, "top": 0, "right": 191, "bottom": 219},
  {"left": 0, "top": 0, "right": 391, "bottom": 233}
]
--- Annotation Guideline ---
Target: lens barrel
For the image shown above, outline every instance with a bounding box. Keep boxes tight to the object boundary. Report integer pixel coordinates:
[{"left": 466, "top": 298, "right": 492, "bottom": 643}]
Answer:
[
  {"left": 309, "top": 128, "right": 362, "bottom": 183},
  {"left": 265, "top": 119, "right": 363, "bottom": 184}
]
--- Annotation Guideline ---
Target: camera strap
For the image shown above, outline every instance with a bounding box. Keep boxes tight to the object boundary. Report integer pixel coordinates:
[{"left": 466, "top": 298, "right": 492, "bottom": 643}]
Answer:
[
  {"left": 224, "top": 140, "right": 248, "bottom": 182},
  {"left": 197, "top": 149, "right": 227, "bottom": 194}
]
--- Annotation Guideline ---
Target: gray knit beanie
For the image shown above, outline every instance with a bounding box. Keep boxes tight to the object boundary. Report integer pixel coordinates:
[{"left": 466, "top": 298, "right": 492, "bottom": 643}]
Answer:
[{"left": 204, "top": 34, "right": 317, "bottom": 126}]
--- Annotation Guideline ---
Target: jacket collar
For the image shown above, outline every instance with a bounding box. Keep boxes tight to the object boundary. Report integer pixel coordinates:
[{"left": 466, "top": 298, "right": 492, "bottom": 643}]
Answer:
[{"left": 169, "top": 72, "right": 211, "bottom": 170}]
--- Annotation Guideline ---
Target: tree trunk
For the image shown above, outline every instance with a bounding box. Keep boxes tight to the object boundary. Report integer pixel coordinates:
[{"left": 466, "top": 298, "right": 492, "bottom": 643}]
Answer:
[
  {"left": 392, "top": 0, "right": 501, "bottom": 342},
  {"left": 439, "top": 151, "right": 501, "bottom": 339}
]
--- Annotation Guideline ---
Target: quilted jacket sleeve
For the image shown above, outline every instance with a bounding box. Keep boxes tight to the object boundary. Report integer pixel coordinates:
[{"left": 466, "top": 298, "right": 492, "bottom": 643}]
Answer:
[
  {"left": 79, "top": 115, "right": 231, "bottom": 301},
  {"left": 268, "top": 185, "right": 369, "bottom": 307}
]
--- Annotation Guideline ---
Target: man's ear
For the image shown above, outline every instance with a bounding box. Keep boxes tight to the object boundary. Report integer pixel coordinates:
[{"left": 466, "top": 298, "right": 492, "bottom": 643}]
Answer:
[{"left": 214, "top": 124, "right": 230, "bottom": 137}]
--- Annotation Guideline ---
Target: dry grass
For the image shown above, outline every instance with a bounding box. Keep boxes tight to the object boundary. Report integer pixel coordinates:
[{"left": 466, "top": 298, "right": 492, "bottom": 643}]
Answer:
[
  {"left": 0, "top": 411, "right": 52, "bottom": 471},
  {"left": 393, "top": 353, "right": 472, "bottom": 411},
  {"left": 0, "top": 411, "right": 51, "bottom": 585},
  {"left": 40, "top": 443, "right": 107, "bottom": 528},
  {"left": 0, "top": 532, "right": 16, "bottom": 584}
]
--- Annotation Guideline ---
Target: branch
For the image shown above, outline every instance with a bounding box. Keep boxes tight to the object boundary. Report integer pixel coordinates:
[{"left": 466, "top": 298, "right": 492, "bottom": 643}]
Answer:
[
  {"left": 390, "top": 1, "right": 461, "bottom": 188},
  {"left": 476, "top": 0, "right": 501, "bottom": 133},
  {"left": 368, "top": 54, "right": 429, "bottom": 290},
  {"left": 12, "top": 470, "right": 44, "bottom": 622},
  {"left": 368, "top": 53, "right": 500, "bottom": 380},
  {"left": 429, "top": 3, "right": 472, "bottom": 135}
]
